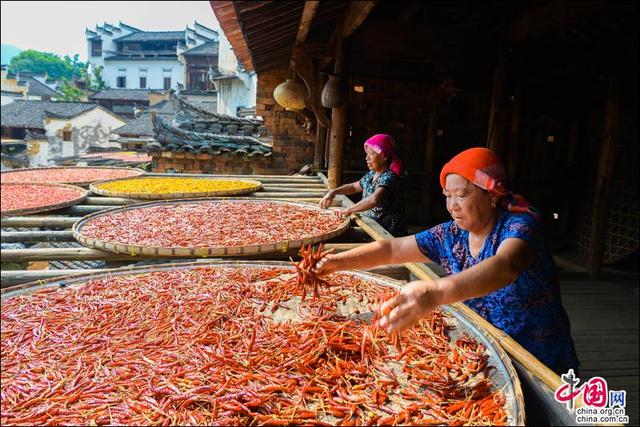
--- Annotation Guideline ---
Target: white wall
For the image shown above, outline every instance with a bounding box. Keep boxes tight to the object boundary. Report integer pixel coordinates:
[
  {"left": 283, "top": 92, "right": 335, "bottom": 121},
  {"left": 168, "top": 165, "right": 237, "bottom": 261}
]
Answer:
[
  {"left": 216, "top": 76, "right": 256, "bottom": 116},
  {"left": 102, "top": 60, "right": 184, "bottom": 90},
  {"left": 217, "top": 29, "right": 238, "bottom": 74},
  {"left": 45, "top": 107, "right": 126, "bottom": 159},
  {"left": 215, "top": 30, "right": 257, "bottom": 116}
]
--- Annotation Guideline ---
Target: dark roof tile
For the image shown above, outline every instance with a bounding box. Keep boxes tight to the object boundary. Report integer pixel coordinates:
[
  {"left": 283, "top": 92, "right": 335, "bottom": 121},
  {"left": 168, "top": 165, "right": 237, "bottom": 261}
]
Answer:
[
  {"left": 89, "top": 89, "right": 156, "bottom": 101},
  {"left": 1, "top": 100, "right": 100, "bottom": 129},
  {"left": 182, "top": 41, "right": 218, "bottom": 56},
  {"left": 114, "top": 31, "right": 185, "bottom": 42}
]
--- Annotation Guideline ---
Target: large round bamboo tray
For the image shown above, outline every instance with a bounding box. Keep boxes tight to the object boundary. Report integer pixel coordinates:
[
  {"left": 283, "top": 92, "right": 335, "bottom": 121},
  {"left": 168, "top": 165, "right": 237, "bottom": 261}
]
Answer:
[
  {"left": 0, "top": 166, "right": 145, "bottom": 188},
  {"left": 89, "top": 176, "right": 263, "bottom": 199},
  {"left": 72, "top": 198, "right": 351, "bottom": 257},
  {"left": 1, "top": 261, "right": 525, "bottom": 425},
  {"left": 1, "top": 182, "right": 88, "bottom": 217}
]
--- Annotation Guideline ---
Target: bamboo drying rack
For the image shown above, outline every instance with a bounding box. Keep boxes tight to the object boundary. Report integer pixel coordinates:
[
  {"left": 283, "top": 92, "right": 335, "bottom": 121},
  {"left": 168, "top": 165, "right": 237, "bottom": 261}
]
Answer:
[{"left": 0, "top": 171, "right": 573, "bottom": 424}]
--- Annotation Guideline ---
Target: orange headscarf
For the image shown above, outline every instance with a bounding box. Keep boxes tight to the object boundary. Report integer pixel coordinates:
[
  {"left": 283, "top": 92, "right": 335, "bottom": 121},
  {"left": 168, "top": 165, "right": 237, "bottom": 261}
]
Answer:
[{"left": 440, "top": 147, "right": 541, "bottom": 220}]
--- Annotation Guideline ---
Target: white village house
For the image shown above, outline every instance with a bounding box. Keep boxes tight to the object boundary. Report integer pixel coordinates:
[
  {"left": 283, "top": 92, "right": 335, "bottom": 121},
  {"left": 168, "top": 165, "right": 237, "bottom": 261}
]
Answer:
[
  {"left": 85, "top": 21, "right": 218, "bottom": 92},
  {"left": 85, "top": 21, "right": 256, "bottom": 117},
  {"left": 1, "top": 100, "right": 126, "bottom": 169}
]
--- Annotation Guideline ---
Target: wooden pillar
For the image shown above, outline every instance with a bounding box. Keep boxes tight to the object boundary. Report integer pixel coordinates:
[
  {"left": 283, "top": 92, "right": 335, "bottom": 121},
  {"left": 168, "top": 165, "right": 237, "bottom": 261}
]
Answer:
[
  {"left": 588, "top": 75, "right": 619, "bottom": 276},
  {"left": 487, "top": 54, "right": 507, "bottom": 158},
  {"left": 313, "top": 124, "right": 327, "bottom": 169},
  {"left": 507, "top": 87, "right": 521, "bottom": 183},
  {"left": 422, "top": 108, "right": 438, "bottom": 221},
  {"left": 327, "top": 29, "right": 347, "bottom": 189}
]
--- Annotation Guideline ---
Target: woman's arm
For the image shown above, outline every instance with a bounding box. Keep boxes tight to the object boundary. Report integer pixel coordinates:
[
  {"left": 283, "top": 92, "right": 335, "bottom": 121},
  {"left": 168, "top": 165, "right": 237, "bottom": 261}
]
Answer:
[
  {"left": 378, "top": 238, "right": 536, "bottom": 332},
  {"left": 319, "top": 181, "right": 363, "bottom": 209},
  {"left": 315, "top": 235, "right": 432, "bottom": 275},
  {"left": 342, "top": 186, "right": 386, "bottom": 215}
]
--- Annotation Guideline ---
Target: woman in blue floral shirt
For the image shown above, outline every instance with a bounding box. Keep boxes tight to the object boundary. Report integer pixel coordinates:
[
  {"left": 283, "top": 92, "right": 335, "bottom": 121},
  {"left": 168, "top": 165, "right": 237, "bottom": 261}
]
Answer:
[
  {"left": 316, "top": 147, "right": 579, "bottom": 374},
  {"left": 319, "top": 134, "right": 407, "bottom": 236}
]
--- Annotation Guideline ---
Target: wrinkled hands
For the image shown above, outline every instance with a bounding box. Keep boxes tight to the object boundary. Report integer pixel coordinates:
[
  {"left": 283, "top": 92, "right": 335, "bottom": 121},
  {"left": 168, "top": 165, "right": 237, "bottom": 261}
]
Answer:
[
  {"left": 312, "top": 248, "right": 339, "bottom": 276},
  {"left": 318, "top": 191, "right": 335, "bottom": 209},
  {"left": 376, "top": 280, "right": 445, "bottom": 333}
]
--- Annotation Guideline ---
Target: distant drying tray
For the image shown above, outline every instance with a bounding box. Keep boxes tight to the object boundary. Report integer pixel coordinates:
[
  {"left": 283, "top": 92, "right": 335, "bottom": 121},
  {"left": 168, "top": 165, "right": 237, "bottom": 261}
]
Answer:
[
  {"left": 89, "top": 176, "right": 263, "bottom": 199},
  {"left": 1, "top": 166, "right": 145, "bottom": 188},
  {"left": 72, "top": 198, "right": 351, "bottom": 257},
  {"left": 1, "top": 182, "right": 88, "bottom": 217}
]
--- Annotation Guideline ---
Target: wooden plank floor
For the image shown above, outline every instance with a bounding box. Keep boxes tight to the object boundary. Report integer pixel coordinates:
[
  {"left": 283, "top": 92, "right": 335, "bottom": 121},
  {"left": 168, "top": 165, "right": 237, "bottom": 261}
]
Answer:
[{"left": 556, "top": 256, "right": 639, "bottom": 424}]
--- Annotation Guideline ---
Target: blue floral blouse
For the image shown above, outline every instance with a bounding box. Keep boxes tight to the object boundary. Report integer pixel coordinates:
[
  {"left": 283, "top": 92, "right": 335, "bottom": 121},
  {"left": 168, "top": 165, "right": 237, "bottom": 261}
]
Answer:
[
  {"left": 359, "top": 170, "right": 407, "bottom": 236},
  {"left": 414, "top": 211, "right": 579, "bottom": 374}
]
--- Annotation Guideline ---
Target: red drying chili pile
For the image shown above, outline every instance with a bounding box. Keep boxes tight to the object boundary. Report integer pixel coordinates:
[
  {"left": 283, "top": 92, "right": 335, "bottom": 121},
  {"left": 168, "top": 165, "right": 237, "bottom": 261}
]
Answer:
[
  {"left": 1, "top": 167, "right": 142, "bottom": 184},
  {"left": 0, "top": 183, "right": 85, "bottom": 214},
  {"left": 1, "top": 266, "right": 509, "bottom": 426},
  {"left": 78, "top": 201, "right": 347, "bottom": 248}
]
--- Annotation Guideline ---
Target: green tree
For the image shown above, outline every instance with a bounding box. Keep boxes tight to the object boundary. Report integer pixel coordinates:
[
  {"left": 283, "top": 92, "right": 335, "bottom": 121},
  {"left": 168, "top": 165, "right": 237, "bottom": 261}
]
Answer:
[
  {"left": 90, "top": 65, "right": 108, "bottom": 90},
  {"left": 8, "top": 50, "right": 87, "bottom": 80},
  {"left": 9, "top": 50, "right": 72, "bottom": 79},
  {"left": 56, "top": 79, "right": 85, "bottom": 101}
]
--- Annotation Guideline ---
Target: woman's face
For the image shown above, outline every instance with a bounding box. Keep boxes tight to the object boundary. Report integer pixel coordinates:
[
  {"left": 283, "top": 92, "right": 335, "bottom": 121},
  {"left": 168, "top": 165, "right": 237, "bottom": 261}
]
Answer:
[
  {"left": 365, "top": 145, "right": 388, "bottom": 172},
  {"left": 443, "top": 174, "right": 496, "bottom": 232}
]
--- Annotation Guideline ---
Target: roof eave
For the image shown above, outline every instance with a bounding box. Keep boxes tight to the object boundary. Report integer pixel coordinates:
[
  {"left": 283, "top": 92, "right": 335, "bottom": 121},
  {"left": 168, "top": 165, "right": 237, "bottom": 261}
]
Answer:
[{"left": 210, "top": 1, "right": 255, "bottom": 72}]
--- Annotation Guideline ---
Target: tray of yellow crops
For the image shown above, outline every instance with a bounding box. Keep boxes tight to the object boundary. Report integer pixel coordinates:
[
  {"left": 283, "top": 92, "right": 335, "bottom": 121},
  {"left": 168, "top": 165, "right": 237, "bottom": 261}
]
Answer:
[{"left": 89, "top": 176, "right": 263, "bottom": 199}]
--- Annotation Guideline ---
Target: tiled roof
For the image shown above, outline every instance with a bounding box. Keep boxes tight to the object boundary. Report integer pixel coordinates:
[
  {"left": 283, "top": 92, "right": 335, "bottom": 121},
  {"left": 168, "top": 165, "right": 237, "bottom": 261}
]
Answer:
[
  {"left": 114, "top": 31, "right": 185, "bottom": 42},
  {"left": 89, "top": 89, "right": 153, "bottom": 102},
  {"left": 104, "top": 55, "right": 178, "bottom": 61},
  {"left": 18, "top": 76, "right": 61, "bottom": 98},
  {"left": 182, "top": 41, "right": 218, "bottom": 56},
  {"left": 149, "top": 114, "right": 271, "bottom": 157},
  {"left": 1, "top": 100, "right": 99, "bottom": 129},
  {"left": 113, "top": 112, "right": 170, "bottom": 137}
]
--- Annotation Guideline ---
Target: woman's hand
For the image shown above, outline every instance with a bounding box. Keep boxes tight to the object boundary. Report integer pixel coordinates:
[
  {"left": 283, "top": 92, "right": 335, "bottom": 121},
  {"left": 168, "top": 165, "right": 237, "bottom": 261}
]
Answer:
[
  {"left": 337, "top": 208, "right": 352, "bottom": 217},
  {"left": 319, "top": 191, "right": 335, "bottom": 209},
  {"left": 377, "top": 279, "right": 447, "bottom": 332},
  {"left": 313, "top": 248, "right": 339, "bottom": 276}
]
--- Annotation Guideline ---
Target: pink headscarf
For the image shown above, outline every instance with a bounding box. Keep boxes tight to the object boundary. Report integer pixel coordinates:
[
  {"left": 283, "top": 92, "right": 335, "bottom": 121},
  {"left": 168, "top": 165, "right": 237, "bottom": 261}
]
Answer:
[{"left": 364, "top": 134, "right": 402, "bottom": 176}]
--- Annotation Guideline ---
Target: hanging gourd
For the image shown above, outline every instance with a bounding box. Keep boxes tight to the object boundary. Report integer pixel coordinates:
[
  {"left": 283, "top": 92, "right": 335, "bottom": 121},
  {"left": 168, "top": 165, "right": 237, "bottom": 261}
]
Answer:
[{"left": 273, "top": 78, "right": 308, "bottom": 111}]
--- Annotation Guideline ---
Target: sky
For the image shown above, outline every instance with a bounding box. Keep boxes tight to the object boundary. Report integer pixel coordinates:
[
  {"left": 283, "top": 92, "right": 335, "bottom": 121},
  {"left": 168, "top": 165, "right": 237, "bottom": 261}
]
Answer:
[{"left": 1, "top": 1, "right": 220, "bottom": 61}]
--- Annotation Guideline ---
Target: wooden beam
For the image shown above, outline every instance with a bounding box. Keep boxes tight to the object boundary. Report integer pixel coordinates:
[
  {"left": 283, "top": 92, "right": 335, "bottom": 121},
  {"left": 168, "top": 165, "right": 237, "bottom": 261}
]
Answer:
[
  {"left": 341, "top": 1, "right": 377, "bottom": 38},
  {"left": 1, "top": 231, "right": 75, "bottom": 243},
  {"left": 295, "top": 1, "right": 320, "bottom": 45},
  {"left": 2, "top": 270, "right": 108, "bottom": 288},
  {"left": 588, "top": 75, "right": 619, "bottom": 276},
  {"left": 509, "top": 1, "right": 614, "bottom": 44},
  {"left": 0, "top": 243, "right": 364, "bottom": 263},
  {"left": 486, "top": 53, "right": 507, "bottom": 157},
  {"left": 1, "top": 217, "right": 81, "bottom": 229}
]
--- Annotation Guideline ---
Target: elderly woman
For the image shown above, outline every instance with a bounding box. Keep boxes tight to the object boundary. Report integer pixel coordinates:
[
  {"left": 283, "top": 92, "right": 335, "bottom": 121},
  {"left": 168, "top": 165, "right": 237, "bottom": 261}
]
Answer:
[
  {"left": 316, "top": 147, "right": 579, "bottom": 374},
  {"left": 319, "top": 134, "right": 407, "bottom": 236}
]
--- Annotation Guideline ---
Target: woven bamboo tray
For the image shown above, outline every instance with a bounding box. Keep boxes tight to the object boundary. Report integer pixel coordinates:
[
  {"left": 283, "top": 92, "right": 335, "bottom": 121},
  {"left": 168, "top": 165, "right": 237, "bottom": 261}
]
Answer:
[
  {"left": 1, "top": 261, "right": 525, "bottom": 425},
  {"left": 72, "top": 198, "right": 351, "bottom": 257},
  {"left": 1, "top": 182, "right": 88, "bottom": 217},
  {"left": 89, "top": 176, "right": 263, "bottom": 199},
  {"left": 0, "top": 166, "right": 145, "bottom": 188}
]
